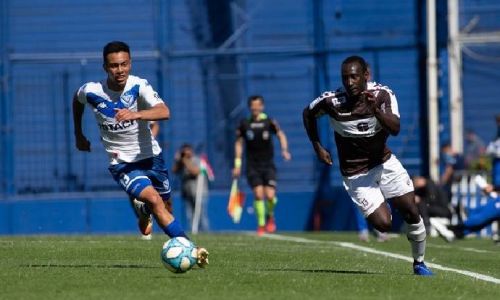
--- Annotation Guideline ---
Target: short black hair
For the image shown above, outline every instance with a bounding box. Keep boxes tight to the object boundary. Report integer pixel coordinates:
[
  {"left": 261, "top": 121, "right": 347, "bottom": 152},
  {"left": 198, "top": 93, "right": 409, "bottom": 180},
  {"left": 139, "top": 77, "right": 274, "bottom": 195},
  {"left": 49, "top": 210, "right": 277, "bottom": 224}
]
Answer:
[
  {"left": 342, "top": 55, "right": 368, "bottom": 73},
  {"left": 103, "top": 41, "right": 130, "bottom": 63},
  {"left": 247, "top": 95, "right": 264, "bottom": 107}
]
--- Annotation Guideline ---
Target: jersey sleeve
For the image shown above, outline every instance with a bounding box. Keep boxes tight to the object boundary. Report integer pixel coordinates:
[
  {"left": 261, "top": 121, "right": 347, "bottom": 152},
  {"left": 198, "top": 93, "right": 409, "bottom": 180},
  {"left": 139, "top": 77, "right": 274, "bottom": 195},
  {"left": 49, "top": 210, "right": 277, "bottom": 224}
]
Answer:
[
  {"left": 377, "top": 88, "right": 400, "bottom": 118},
  {"left": 236, "top": 120, "right": 245, "bottom": 137},
  {"left": 307, "top": 91, "right": 335, "bottom": 117},
  {"left": 139, "top": 80, "right": 164, "bottom": 108},
  {"left": 270, "top": 119, "right": 281, "bottom": 134},
  {"left": 76, "top": 84, "right": 88, "bottom": 104}
]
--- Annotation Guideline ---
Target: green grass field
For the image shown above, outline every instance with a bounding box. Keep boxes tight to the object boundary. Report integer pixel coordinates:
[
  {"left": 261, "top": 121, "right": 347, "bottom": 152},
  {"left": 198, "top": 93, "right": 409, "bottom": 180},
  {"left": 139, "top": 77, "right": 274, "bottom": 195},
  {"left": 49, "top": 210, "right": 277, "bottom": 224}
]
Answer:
[{"left": 1, "top": 233, "right": 499, "bottom": 300}]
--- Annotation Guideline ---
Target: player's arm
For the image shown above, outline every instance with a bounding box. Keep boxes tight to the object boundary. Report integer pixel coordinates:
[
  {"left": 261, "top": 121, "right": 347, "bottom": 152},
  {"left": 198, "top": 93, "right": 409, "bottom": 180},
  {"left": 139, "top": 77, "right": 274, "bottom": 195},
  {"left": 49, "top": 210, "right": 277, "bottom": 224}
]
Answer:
[
  {"left": 232, "top": 136, "right": 244, "bottom": 178},
  {"left": 115, "top": 80, "right": 170, "bottom": 122},
  {"left": 115, "top": 103, "right": 170, "bottom": 122},
  {"left": 72, "top": 92, "right": 91, "bottom": 152},
  {"left": 272, "top": 120, "right": 291, "bottom": 161},
  {"left": 302, "top": 98, "right": 333, "bottom": 165},
  {"left": 150, "top": 121, "right": 160, "bottom": 137},
  {"left": 363, "top": 90, "right": 400, "bottom": 136}
]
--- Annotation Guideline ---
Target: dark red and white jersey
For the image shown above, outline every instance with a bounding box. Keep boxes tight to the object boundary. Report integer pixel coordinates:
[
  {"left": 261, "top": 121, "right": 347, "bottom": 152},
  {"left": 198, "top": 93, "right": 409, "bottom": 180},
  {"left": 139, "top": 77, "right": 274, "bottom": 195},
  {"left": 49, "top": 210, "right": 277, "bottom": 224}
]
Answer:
[{"left": 307, "top": 82, "right": 400, "bottom": 176}]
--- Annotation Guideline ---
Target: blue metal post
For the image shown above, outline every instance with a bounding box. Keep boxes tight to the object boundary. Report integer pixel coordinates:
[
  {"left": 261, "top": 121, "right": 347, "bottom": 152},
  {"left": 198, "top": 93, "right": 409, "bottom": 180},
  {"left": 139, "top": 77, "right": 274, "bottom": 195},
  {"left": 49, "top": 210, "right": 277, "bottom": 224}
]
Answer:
[
  {"left": 162, "top": 0, "right": 175, "bottom": 162},
  {"left": 1, "top": 0, "right": 15, "bottom": 196},
  {"left": 312, "top": 0, "right": 332, "bottom": 163}
]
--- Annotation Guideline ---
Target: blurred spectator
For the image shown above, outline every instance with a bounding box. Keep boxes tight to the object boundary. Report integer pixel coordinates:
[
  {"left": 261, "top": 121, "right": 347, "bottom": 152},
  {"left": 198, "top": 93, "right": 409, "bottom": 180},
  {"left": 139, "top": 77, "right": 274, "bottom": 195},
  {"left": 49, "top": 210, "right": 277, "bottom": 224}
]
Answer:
[
  {"left": 172, "top": 144, "right": 210, "bottom": 232},
  {"left": 486, "top": 114, "right": 500, "bottom": 190},
  {"left": 464, "top": 129, "right": 485, "bottom": 170},
  {"left": 413, "top": 176, "right": 454, "bottom": 241},
  {"left": 448, "top": 175, "right": 499, "bottom": 243},
  {"left": 440, "top": 142, "right": 465, "bottom": 199}
]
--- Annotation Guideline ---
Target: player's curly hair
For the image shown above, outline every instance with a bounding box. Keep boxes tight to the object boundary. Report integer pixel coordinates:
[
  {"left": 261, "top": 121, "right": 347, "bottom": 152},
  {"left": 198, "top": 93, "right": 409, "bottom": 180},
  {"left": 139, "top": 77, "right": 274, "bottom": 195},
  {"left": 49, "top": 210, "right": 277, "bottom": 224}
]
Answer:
[
  {"left": 103, "top": 41, "right": 130, "bottom": 63},
  {"left": 342, "top": 55, "right": 368, "bottom": 72}
]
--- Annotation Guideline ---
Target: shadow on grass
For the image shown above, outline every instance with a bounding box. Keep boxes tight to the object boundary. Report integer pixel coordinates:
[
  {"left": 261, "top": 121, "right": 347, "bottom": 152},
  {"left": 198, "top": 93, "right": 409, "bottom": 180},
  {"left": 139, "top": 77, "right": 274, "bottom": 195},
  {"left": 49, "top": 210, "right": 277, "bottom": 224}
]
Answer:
[
  {"left": 20, "top": 264, "right": 159, "bottom": 269},
  {"left": 264, "top": 268, "right": 382, "bottom": 275}
]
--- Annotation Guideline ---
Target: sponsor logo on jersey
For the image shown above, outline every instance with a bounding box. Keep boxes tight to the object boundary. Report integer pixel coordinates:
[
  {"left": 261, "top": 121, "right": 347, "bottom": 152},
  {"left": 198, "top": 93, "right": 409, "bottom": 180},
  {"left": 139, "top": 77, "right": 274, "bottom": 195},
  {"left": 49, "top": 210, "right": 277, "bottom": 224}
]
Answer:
[
  {"left": 333, "top": 96, "right": 346, "bottom": 106},
  {"left": 99, "top": 120, "right": 137, "bottom": 131},
  {"left": 250, "top": 122, "right": 265, "bottom": 129},
  {"left": 357, "top": 122, "right": 370, "bottom": 132}
]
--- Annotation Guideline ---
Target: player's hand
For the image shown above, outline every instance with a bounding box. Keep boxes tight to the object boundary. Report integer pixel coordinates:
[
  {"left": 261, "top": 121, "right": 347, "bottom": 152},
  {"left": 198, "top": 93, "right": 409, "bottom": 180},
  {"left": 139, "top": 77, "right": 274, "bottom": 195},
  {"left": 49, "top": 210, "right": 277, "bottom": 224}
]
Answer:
[
  {"left": 232, "top": 167, "right": 241, "bottom": 178},
  {"left": 314, "top": 145, "right": 333, "bottom": 166},
  {"left": 114, "top": 108, "right": 141, "bottom": 122},
  {"left": 362, "top": 91, "right": 378, "bottom": 113},
  {"left": 75, "top": 134, "right": 91, "bottom": 152},
  {"left": 282, "top": 149, "right": 292, "bottom": 161}
]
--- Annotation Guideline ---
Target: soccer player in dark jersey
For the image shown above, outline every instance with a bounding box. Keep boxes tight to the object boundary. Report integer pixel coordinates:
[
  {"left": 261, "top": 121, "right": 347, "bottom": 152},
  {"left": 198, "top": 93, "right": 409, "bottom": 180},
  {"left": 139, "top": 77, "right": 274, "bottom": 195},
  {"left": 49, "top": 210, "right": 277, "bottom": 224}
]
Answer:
[
  {"left": 233, "top": 95, "right": 291, "bottom": 236},
  {"left": 303, "top": 56, "right": 433, "bottom": 275}
]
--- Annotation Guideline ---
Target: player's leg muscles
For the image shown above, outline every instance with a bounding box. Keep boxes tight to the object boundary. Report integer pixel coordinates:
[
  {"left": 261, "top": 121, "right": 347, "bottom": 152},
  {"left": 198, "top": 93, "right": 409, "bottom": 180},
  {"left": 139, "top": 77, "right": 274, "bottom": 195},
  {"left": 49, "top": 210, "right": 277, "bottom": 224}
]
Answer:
[
  {"left": 253, "top": 185, "right": 266, "bottom": 228},
  {"left": 138, "top": 186, "right": 174, "bottom": 226},
  {"left": 366, "top": 203, "right": 392, "bottom": 232},
  {"left": 139, "top": 186, "right": 188, "bottom": 238},
  {"left": 391, "top": 192, "right": 421, "bottom": 224}
]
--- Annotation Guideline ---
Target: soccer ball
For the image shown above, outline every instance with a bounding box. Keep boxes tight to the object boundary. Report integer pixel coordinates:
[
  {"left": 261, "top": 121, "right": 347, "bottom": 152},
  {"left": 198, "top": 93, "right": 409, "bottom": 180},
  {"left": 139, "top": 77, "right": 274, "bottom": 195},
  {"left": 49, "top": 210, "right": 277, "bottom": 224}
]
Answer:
[{"left": 160, "top": 237, "right": 198, "bottom": 273}]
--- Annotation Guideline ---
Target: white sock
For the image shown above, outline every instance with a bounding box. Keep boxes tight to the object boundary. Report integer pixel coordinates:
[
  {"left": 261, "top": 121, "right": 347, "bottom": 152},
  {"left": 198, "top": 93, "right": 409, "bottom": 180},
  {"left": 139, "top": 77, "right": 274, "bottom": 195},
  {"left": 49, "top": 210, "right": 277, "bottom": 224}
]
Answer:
[{"left": 407, "top": 218, "right": 426, "bottom": 263}]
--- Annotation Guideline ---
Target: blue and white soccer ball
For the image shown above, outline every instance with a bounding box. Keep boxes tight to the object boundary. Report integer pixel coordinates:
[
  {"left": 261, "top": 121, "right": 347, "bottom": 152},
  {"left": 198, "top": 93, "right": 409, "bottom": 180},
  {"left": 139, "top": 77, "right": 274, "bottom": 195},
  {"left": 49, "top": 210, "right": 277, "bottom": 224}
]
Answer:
[{"left": 161, "top": 237, "right": 198, "bottom": 273}]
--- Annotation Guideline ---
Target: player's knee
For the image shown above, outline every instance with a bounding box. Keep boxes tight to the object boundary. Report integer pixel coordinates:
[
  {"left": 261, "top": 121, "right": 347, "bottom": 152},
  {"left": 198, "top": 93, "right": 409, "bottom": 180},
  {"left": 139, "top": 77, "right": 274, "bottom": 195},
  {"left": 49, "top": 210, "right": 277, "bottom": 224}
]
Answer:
[
  {"left": 403, "top": 207, "right": 421, "bottom": 224},
  {"left": 140, "top": 191, "right": 163, "bottom": 208},
  {"left": 374, "top": 218, "right": 392, "bottom": 233}
]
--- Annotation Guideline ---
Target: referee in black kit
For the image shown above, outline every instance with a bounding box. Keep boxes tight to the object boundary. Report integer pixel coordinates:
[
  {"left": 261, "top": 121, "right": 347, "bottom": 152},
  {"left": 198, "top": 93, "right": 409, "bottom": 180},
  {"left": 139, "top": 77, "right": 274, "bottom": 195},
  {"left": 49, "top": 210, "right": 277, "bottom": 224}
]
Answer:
[{"left": 232, "top": 95, "right": 291, "bottom": 236}]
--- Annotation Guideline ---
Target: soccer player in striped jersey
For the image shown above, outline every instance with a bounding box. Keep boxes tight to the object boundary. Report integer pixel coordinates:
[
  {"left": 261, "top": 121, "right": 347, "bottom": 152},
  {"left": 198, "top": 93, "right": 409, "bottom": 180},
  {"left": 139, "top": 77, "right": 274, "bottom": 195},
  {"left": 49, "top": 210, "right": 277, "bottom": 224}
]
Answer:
[
  {"left": 303, "top": 56, "right": 433, "bottom": 275},
  {"left": 72, "top": 41, "right": 208, "bottom": 266}
]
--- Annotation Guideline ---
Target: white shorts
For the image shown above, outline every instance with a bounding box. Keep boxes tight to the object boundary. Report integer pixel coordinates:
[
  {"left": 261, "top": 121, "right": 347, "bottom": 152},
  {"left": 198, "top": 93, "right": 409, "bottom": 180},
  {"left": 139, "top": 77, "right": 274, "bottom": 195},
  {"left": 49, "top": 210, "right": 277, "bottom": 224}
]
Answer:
[{"left": 342, "top": 155, "right": 414, "bottom": 217}]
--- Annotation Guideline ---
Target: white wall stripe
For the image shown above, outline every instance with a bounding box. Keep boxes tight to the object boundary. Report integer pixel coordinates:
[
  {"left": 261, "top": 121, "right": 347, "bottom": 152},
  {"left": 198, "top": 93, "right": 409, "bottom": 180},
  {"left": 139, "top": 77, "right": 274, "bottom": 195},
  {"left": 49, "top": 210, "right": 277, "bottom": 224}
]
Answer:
[{"left": 262, "top": 233, "right": 500, "bottom": 285}]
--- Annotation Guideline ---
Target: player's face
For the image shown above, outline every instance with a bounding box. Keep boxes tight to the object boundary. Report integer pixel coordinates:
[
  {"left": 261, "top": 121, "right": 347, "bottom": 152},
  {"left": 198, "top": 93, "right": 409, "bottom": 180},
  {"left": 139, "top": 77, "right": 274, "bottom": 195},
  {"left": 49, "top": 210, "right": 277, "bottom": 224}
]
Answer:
[
  {"left": 104, "top": 51, "right": 131, "bottom": 89},
  {"left": 249, "top": 99, "right": 264, "bottom": 118},
  {"left": 341, "top": 62, "right": 368, "bottom": 97}
]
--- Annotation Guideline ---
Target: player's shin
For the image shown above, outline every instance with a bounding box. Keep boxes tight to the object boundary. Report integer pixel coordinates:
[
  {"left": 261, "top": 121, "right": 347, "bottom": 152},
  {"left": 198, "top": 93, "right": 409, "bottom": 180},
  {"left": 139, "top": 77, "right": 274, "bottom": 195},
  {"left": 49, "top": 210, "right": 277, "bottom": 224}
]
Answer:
[
  {"left": 406, "top": 217, "right": 426, "bottom": 263},
  {"left": 254, "top": 200, "right": 266, "bottom": 227},
  {"left": 266, "top": 197, "right": 278, "bottom": 217}
]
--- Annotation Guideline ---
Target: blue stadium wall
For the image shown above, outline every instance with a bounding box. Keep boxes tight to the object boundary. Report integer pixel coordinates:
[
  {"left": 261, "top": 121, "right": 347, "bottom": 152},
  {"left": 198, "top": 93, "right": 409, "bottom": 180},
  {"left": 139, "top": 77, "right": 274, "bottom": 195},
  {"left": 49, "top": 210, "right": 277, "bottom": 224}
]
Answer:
[{"left": 1, "top": 0, "right": 498, "bottom": 234}]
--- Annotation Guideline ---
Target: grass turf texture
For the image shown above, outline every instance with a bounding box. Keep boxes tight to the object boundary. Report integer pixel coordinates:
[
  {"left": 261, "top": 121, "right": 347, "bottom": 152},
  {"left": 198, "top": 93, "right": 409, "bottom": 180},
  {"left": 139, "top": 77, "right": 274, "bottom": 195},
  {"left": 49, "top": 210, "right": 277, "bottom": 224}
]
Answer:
[{"left": 1, "top": 233, "right": 499, "bottom": 300}]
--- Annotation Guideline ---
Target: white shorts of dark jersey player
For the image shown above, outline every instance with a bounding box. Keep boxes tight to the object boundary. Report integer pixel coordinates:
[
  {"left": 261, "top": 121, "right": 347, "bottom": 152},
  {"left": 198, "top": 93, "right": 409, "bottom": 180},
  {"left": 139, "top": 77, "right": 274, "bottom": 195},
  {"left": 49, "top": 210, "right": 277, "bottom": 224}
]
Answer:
[{"left": 342, "top": 155, "right": 414, "bottom": 217}]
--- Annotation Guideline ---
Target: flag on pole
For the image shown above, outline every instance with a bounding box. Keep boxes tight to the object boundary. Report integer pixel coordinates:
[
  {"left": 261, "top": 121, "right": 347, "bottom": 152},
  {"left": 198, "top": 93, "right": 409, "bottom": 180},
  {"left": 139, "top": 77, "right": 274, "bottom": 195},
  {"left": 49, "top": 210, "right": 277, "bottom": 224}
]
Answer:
[
  {"left": 227, "top": 179, "right": 245, "bottom": 223},
  {"left": 199, "top": 154, "right": 215, "bottom": 182}
]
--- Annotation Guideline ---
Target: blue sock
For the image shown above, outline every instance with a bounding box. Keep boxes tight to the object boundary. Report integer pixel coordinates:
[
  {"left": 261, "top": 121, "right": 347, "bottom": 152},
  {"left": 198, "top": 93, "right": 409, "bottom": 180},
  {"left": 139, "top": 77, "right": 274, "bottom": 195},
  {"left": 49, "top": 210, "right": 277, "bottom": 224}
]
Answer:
[{"left": 163, "top": 219, "right": 188, "bottom": 239}]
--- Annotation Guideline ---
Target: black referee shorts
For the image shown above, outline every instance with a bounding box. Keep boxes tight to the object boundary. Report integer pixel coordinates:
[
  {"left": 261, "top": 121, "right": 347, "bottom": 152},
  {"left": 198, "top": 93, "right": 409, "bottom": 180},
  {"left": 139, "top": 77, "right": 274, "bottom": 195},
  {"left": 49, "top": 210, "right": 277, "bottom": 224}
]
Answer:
[{"left": 246, "top": 162, "right": 277, "bottom": 188}]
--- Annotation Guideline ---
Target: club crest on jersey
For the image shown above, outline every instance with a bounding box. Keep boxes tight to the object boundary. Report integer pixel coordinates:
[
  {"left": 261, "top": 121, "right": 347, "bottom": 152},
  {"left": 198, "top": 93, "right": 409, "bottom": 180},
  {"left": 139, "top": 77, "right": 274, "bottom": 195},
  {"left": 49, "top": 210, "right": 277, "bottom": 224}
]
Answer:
[
  {"left": 120, "top": 94, "right": 135, "bottom": 107},
  {"left": 119, "top": 84, "right": 140, "bottom": 108},
  {"left": 246, "top": 130, "right": 255, "bottom": 140}
]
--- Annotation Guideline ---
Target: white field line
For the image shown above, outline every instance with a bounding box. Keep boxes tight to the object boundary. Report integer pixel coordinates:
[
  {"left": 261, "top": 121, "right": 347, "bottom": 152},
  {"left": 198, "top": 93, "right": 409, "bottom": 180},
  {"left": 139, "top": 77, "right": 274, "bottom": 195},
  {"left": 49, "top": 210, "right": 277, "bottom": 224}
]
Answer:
[
  {"left": 262, "top": 233, "right": 500, "bottom": 285},
  {"left": 427, "top": 243, "right": 493, "bottom": 254}
]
